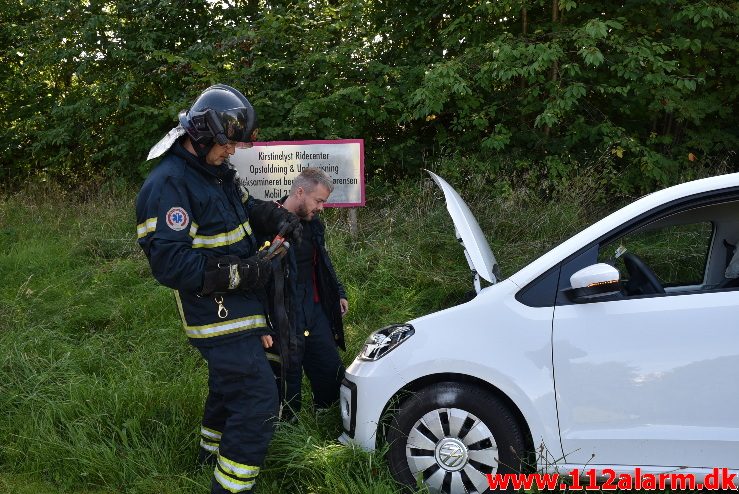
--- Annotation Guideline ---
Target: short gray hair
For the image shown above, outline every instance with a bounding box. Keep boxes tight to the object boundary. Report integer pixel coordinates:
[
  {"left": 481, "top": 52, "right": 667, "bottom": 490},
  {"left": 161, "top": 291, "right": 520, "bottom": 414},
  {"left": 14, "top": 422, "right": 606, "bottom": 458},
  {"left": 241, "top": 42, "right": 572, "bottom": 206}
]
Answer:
[{"left": 290, "top": 167, "right": 334, "bottom": 195}]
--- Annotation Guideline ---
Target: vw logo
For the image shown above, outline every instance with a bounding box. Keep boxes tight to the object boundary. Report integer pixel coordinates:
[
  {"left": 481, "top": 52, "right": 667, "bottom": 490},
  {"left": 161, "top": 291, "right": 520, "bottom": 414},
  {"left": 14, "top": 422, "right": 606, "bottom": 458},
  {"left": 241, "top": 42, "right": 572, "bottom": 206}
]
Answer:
[{"left": 435, "top": 438, "right": 468, "bottom": 471}]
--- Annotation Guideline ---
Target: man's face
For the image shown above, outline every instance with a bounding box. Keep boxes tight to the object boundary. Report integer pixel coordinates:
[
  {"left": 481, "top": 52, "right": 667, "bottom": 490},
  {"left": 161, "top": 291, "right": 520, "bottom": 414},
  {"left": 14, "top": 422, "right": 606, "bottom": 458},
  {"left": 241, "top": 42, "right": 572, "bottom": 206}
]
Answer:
[
  {"left": 296, "top": 184, "right": 330, "bottom": 220},
  {"left": 205, "top": 141, "right": 253, "bottom": 166}
]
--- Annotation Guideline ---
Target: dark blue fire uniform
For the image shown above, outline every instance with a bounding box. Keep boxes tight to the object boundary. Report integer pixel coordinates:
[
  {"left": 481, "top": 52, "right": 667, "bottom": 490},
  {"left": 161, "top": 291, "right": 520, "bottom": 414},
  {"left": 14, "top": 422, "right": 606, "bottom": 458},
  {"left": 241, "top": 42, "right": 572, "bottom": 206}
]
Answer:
[{"left": 136, "top": 140, "right": 277, "bottom": 493}]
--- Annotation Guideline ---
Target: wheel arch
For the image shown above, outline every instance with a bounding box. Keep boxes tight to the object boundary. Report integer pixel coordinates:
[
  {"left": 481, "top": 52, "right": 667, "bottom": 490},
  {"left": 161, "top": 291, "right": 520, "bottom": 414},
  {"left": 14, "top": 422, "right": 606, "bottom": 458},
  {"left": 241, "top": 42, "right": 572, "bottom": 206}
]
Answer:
[{"left": 378, "top": 372, "right": 536, "bottom": 464}]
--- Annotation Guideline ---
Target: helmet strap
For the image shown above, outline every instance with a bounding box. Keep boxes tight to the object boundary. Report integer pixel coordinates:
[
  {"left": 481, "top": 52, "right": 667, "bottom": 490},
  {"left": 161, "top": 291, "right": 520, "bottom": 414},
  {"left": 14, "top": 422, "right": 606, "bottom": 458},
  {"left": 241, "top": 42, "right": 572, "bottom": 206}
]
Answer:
[
  {"left": 195, "top": 141, "right": 212, "bottom": 163},
  {"left": 205, "top": 110, "right": 229, "bottom": 145}
]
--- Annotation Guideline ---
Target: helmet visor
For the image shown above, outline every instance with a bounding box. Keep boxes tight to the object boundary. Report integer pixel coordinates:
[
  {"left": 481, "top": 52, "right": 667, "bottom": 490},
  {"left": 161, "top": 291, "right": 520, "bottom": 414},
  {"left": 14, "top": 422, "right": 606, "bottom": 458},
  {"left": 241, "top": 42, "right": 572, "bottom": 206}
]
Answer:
[{"left": 218, "top": 108, "right": 255, "bottom": 144}]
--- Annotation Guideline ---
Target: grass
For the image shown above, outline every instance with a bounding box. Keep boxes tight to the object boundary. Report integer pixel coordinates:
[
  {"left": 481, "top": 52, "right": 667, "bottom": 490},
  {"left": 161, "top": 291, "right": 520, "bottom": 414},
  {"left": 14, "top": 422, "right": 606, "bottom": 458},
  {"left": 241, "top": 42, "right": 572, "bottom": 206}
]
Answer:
[{"left": 1, "top": 168, "right": 686, "bottom": 493}]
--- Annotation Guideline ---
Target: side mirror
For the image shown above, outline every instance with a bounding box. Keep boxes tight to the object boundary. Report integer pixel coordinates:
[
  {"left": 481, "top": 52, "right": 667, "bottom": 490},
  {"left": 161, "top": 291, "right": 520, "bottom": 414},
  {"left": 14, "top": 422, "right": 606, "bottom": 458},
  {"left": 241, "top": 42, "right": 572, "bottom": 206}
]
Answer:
[{"left": 565, "top": 263, "right": 621, "bottom": 303}]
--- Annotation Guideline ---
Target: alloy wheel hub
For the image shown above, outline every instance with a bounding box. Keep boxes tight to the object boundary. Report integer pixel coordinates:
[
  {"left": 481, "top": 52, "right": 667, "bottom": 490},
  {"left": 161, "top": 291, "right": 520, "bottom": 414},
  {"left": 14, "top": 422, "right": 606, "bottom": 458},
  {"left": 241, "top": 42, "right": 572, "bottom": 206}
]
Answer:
[{"left": 434, "top": 437, "right": 469, "bottom": 471}]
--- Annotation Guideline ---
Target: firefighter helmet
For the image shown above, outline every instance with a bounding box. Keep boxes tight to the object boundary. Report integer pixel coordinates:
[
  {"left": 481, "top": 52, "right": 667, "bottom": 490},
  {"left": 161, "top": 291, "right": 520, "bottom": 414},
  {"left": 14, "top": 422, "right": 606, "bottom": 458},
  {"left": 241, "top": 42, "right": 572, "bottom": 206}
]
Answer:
[{"left": 179, "top": 84, "right": 258, "bottom": 146}]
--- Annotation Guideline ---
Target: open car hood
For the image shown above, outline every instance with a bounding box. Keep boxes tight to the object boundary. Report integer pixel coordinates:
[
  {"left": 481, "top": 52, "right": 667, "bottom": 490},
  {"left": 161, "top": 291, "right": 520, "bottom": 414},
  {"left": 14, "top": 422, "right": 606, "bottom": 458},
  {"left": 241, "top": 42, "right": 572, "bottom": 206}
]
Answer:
[{"left": 427, "top": 171, "right": 499, "bottom": 289}]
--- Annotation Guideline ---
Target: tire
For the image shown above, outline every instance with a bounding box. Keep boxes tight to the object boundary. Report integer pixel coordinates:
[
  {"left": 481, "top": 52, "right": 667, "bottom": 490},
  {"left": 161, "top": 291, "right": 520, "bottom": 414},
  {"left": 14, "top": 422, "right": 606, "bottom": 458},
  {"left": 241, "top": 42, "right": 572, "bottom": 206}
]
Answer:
[{"left": 387, "top": 382, "right": 527, "bottom": 494}]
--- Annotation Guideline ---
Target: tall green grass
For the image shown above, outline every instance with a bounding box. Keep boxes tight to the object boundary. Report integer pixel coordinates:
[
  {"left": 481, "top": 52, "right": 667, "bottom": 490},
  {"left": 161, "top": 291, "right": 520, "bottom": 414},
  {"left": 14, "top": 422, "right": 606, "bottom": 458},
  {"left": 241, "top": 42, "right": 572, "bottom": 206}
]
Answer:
[{"left": 0, "top": 171, "right": 638, "bottom": 493}]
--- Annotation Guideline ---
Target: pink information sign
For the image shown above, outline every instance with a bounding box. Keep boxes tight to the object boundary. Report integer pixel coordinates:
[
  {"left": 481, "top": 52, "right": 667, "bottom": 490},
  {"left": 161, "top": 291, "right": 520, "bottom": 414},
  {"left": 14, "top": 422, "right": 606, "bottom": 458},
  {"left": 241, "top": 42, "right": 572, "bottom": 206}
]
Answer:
[{"left": 231, "top": 139, "right": 365, "bottom": 207}]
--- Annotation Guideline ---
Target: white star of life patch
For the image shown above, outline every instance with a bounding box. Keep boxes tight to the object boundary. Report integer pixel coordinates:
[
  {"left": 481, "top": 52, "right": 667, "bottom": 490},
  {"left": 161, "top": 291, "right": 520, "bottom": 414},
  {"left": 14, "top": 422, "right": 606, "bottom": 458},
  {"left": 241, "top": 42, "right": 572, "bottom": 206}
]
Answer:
[{"left": 166, "top": 207, "right": 190, "bottom": 231}]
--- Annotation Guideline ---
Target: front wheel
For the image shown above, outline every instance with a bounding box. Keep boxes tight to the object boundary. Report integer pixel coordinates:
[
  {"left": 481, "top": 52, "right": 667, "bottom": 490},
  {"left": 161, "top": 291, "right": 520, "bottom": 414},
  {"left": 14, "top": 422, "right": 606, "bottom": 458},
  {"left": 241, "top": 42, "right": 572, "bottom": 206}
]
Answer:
[{"left": 387, "top": 382, "right": 527, "bottom": 493}]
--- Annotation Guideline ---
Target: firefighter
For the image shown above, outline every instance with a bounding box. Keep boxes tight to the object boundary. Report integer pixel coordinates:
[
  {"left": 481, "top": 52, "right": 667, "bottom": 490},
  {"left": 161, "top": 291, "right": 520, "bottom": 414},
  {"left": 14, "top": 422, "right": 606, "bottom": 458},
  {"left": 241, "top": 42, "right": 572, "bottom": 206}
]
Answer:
[{"left": 136, "top": 84, "right": 300, "bottom": 493}]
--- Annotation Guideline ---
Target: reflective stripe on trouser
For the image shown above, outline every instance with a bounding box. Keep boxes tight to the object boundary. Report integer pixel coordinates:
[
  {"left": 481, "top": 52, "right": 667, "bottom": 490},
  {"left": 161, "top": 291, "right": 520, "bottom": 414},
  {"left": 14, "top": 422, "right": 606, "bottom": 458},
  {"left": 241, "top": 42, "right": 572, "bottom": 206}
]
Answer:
[
  {"left": 197, "top": 335, "right": 279, "bottom": 494},
  {"left": 283, "top": 281, "right": 345, "bottom": 417},
  {"left": 200, "top": 425, "right": 222, "bottom": 453},
  {"left": 213, "top": 454, "right": 259, "bottom": 493}
]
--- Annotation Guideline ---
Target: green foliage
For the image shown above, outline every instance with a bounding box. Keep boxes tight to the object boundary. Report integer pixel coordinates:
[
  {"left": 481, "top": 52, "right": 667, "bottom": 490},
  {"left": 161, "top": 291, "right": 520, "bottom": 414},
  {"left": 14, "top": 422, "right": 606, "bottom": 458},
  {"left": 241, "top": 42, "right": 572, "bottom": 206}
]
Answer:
[
  {"left": 406, "top": 0, "right": 738, "bottom": 189},
  {"left": 2, "top": 0, "right": 738, "bottom": 192}
]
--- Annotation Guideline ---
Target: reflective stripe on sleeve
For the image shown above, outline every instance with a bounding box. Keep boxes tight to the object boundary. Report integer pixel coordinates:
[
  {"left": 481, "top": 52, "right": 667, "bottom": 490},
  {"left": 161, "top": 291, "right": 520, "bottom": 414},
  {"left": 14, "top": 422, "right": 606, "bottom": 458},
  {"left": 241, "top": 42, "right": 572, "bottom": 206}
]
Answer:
[
  {"left": 191, "top": 221, "right": 252, "bottom": 249},
  {"left": 136, "top": 218, "right": 157, "bottom": 238}
]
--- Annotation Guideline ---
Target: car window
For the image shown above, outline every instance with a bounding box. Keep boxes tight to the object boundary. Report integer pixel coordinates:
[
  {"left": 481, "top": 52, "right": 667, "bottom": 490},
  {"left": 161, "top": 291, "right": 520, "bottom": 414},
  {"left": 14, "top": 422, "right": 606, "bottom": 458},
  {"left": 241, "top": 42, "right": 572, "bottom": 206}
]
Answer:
[{"left": 598, "top": 222, "right": 713, "bottom": 292}]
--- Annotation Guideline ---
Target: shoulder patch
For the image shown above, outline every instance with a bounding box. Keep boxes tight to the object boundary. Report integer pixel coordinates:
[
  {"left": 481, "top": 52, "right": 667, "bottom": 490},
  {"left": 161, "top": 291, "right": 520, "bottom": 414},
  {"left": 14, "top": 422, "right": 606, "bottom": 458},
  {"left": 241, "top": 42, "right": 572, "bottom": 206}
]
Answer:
[{"left": 165, "top": 207, "right": 190, "bottom": 231}]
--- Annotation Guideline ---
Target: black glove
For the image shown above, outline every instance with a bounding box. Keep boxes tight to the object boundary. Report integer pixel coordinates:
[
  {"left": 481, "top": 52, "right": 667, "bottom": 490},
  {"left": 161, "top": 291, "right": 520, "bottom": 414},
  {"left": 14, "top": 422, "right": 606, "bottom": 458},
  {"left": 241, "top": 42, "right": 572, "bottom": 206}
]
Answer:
[
  {"left": 249, "top": 200, "right": 303, "bottom": 246},
  {"left": 238, "top": 251, "right": 273, "bottom": 290},
  {"left": 200, "top": 253, "right": 272, "bottom": 295},
  {"left": 277, "top": 212, "right": 303, "bottom": 247},
  {"left": 201, "top": 255, "right": 240, "bottom": 296}
]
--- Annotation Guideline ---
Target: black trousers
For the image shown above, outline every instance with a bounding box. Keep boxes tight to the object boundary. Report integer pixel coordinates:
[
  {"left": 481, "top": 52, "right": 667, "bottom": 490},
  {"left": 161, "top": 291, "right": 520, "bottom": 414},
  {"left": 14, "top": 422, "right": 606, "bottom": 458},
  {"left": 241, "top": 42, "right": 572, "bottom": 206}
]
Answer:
[
  {"left": 283, "top": 281, "right": 345, "bottom": 417},
  {"left": 197, "top": 333, "right": 278, "bottom": 493}
]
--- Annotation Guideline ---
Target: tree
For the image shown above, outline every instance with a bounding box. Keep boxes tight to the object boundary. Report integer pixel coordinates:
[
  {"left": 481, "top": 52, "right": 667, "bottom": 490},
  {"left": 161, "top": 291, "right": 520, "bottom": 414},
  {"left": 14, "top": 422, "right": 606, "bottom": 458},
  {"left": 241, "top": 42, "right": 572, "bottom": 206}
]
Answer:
[
  {"left": 2, "top": 0, "right": 737, "bottom": 191},
  {"left": 405, "top": 0, "right": 738, "bottom": 190}
]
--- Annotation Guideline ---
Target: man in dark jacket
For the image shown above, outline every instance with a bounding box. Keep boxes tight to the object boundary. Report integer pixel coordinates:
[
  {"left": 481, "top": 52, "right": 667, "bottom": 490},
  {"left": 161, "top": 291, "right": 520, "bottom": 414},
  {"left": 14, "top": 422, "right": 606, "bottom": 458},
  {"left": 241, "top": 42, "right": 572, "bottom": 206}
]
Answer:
[
  {"left": 136, "top": 84, "right": 300, "bottom": 494},
  {"left": 278, "top": 167, "right": 348, "bottom": 419}
]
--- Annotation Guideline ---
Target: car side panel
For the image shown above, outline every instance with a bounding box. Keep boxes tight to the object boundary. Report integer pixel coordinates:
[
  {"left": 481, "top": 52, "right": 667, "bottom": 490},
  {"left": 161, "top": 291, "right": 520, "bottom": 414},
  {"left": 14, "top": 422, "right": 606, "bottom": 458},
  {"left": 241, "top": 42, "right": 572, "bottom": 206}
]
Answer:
[{"left": 553, "top": 290, "right": 739, "bottom": 468}]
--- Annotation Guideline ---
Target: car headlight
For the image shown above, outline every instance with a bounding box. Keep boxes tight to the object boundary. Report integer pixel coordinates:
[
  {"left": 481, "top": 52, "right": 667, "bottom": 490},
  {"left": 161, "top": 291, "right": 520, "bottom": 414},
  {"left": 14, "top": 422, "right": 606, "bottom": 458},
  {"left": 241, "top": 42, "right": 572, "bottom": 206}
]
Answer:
[{"left": 358, "top": 324, "right": 415, "bottom": 361}]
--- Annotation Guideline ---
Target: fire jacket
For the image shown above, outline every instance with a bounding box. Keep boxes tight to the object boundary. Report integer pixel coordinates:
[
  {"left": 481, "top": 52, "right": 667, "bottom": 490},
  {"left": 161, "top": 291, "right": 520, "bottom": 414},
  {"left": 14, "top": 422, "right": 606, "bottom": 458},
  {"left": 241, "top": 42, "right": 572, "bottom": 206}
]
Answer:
[{"left": 136, "top": 140, "right": 270, "bottom": 346}]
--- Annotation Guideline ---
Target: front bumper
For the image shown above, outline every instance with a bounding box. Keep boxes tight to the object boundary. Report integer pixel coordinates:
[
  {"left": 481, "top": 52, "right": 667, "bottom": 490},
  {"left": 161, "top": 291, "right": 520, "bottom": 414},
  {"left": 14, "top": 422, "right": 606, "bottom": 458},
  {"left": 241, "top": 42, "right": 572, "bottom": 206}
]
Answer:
[
  {"left": 337, "top": 358, "right": 401, "bottom": 451},
  {"left": 338, "top": 377, "right": 357, "bottom": 440}
]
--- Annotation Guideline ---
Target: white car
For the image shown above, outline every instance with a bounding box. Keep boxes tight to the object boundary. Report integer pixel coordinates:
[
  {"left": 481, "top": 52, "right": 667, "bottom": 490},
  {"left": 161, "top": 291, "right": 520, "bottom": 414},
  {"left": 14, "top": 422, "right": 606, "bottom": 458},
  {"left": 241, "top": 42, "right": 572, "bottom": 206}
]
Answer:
[{"left": 339, "top": 171, "right": 739, "bottom": 493}]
